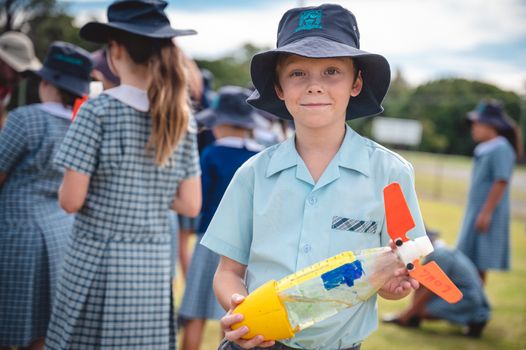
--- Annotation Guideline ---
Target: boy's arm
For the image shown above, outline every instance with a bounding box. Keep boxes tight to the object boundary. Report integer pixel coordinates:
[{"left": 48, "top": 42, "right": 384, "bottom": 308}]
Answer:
[
  {"left": 214, "top": 255, "right": 248, "bottom": 310},
  {"left": 214, "top": 256, "right": 276, "bottom": 349}
]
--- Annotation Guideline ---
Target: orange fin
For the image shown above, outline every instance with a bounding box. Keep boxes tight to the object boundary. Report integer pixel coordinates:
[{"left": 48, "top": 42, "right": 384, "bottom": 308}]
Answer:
[
  {"left": 410, "top": 260, "right": 463, "bottom": 304},
  {"left": 71, "top": 95, "right": 88, "bottom": 121},
  {"left": 383, "top": 182, "right": 415, "bottom": 243}
]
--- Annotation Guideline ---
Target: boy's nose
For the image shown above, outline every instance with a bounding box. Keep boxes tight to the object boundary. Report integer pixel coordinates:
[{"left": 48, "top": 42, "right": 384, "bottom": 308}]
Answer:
[{"left": 307, "top": 82, "right": 324, "bottom": 94}]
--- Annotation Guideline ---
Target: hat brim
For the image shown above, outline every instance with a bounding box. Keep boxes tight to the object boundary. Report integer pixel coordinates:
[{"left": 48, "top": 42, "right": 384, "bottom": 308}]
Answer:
[
  {"left": 195, "top": 108, "right": 257, "bottom": 129},
  {"left": 33, "top": 66, "right": 89, "bottom": 97},
  {"left": 0, "top": 48, "right": 41, "bottom": 73},
  {"left": 247, "top": 36, "right": 391, "bottom": 121},
  {"left": 80, "top": 21, "right": 197, "bottom": 43},
  {"left": 466, "top": 111, "right": 514, "bottom": 131}
]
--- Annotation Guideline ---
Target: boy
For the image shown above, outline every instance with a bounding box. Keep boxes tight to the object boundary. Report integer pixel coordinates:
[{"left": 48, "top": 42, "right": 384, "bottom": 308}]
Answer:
[{"left": 201, "top": 4, "right": 425, "bottom": 350}]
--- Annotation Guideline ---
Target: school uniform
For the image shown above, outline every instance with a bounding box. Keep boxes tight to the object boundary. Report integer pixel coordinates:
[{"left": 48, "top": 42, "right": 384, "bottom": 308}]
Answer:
[
  {"left": 0, "top": 103, "right": 73, "bottom": 346},
  {"left": 44, "top": 85, "right": 200, "bottom": 350},
  {"left": 202, "top": 125, "right": 426, "bottom": 349},
  {"left": 456, "top": 136, "right": 515, "bottom": 271},
  {"left": 424, "top": 246, "right": 490, "bottom": 324},
  {"left": 179, "top": 137, "right": 262, "bottom": 321}
]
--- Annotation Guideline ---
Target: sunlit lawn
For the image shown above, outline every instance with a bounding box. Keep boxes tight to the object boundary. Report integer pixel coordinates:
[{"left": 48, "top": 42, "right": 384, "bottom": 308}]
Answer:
[{"left": 175, "top": 151, "right": 526, "bottom": 350}]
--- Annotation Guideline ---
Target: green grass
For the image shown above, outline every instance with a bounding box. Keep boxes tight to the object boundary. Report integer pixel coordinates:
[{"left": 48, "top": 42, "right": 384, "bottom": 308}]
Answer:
[{"left": 176, "top": 151, "right": 526, "bottom": 350}]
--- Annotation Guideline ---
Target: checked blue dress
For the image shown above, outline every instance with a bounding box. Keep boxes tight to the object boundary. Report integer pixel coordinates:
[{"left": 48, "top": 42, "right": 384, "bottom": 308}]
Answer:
[
  {"left": 44, "top": 92, "right": 200, "bottom": 350},
  {"left": 456, "top": 137, "right": 515, "bottom": 271},
  {"left": 0, "top": 104, "right": 73, "bottom": 347}
]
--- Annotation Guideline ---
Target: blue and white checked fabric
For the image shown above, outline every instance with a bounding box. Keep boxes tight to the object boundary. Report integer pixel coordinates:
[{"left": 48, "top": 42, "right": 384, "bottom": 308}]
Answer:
[
  {"left": 45, "top": 94, "right": 200, "bottom": 350},
  {"left": 0, "top": 105, "right": 73, "bottom": 347},
  {"left": 331, "top": 216, "right": 378, "bottom": 234}
]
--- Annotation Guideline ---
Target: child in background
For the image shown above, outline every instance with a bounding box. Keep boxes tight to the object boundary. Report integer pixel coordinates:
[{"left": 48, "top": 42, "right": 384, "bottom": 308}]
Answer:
[
  {"left": 179, "top": 86, "right": 263, "bottom": 350},
  {"left": 44, "top": 1, "right": 201, "bottom": 349},
  {"left": 383, "top": 228, "right": 490, "bottom": 338},
  {"left": 90, "top": 48, "right": 120, "bottom": 90},
  {"left": 0, "top": 41, "right": 92, "bottom": 350},
  {"left": 0, "top": 31, "right": 41, "bottom": 126},
  {"left": 457, "top": 100, "right": 522, "bottom": 283},
  {"left": 201, "top": 4, "right": 425, "bottom": 350}
]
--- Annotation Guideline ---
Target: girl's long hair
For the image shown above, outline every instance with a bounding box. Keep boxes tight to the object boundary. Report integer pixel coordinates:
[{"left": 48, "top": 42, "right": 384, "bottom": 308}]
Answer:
[{"left": 110, "top": 30, "right": 191, "bottom": 167}]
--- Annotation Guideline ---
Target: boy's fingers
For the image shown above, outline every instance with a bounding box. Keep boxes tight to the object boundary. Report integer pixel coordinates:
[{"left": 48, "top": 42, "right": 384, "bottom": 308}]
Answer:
[
  {"left": 220, "top": 313, "right": 243, "bottom": 330},
  {"left": 237, "top": 335, "right": 267, "bottom": 349},
  {"left": 224, "top": 325, "right": 249, "bottom": 342},
  {"left": 258, "top": 340, "right": 276, "bottom": 348},
  {"left": 230, "top": 293, "right": 245, "bottom": 307}
]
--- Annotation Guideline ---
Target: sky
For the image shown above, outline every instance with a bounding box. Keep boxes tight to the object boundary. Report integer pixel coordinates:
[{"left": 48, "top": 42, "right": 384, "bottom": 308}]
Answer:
[{"left": 61, "top": 0, "right": 526, "bottom": 94}]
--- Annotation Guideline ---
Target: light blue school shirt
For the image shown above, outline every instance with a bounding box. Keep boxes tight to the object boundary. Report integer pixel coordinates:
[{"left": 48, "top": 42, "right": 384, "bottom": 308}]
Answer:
[{"left": 201, "top": 125, "right": 426, "bottom": 349}]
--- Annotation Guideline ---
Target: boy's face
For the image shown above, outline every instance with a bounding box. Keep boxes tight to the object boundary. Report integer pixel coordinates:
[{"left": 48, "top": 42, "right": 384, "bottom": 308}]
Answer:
[
  {"left": 274, "top": 55, "right": 362, "bottom": 130},
  {"left": 471, "top": 121, "right": 497, "bottom": 142}
]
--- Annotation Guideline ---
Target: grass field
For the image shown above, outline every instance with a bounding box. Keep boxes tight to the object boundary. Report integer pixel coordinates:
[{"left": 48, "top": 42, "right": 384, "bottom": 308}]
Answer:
[{"left": 176, "top": 152, "right": 526, "bottom": 350}]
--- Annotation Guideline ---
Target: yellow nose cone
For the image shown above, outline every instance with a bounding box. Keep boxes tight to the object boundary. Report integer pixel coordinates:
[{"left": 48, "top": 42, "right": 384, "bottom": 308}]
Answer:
[{"left": 231, "top": 280, "right": 295, "bottom": 341}]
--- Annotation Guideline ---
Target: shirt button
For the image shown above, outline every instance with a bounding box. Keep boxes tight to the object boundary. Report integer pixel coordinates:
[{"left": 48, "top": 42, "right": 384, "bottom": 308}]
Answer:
[
  {"left": 303, "top": 244, "right": 312, "bottom": 253},
  {"left": 307, "top": 196, "right": 317, "bottom": 205}
]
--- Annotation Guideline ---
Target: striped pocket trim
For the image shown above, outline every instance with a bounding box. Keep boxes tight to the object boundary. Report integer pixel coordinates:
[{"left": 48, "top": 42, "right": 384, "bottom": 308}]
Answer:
[{"left": 331, "top": 216, "right": 378, "bottom": 234}]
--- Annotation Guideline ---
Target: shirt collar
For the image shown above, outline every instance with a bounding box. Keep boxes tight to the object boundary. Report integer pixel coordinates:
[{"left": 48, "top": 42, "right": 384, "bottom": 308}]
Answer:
[
  {"left": 266, "top": 124, "right": 370, "bottom": 179},
  {"left": 37, "top": 102, "right": 72, "bottom": 120},
  {"left": 103, "top": 84, "right": 149, "bottom": 112},
  {"left": 474, "top": 136, "right": 507, "bottom": 157},
  {"left": 215, "top": 137, "right": 264, "bottom": 152}
]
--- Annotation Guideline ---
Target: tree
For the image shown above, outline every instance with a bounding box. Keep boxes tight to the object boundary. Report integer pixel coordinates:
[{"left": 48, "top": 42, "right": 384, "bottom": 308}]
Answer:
[{"left": 0, "top": 0, "right": 56, "bottom": 32}]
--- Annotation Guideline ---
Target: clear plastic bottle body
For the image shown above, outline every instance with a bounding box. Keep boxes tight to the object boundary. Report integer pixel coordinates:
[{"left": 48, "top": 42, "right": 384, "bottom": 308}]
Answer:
[{"left": 278, "top": 247, "right": 402, "bottom": 332}]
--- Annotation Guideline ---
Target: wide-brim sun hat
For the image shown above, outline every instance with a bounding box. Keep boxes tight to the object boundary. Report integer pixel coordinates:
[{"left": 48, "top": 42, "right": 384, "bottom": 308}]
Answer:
[
  {"left": 467, "top": 99, "right": 515, "bottom": 132},
  {"left": 247, "top": 3, "right": 391, "bottom": 121},
  {"left": 0, "top": 31, "right": 41, "bottom": 72},
  {"left": 33, "top": 41, "right": 94, "bottom": 97},
  {"left": 80, "top": 0, "right": 196, "bottom": 43},
  {"left": 196, "top": 86, "right": 258, "bottom": 130}
]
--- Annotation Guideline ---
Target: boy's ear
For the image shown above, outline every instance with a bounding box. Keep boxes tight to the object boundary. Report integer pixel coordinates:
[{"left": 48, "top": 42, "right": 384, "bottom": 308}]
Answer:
[
  {"left": 351, "top": 71, "right": 363, "bottom": 97},
  {"left": 274, "top": 83, "right": 285, "bottom": 101}
]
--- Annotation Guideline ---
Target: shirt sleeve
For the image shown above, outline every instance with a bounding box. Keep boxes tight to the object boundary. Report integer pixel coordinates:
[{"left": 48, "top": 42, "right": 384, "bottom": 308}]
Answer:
[
  {"left": 491, "top": 143, "right": 515, "bottom": 182},
  {"left": 381, "top": 161, "right": 426, "bottom": 246},
  {"left": 200, "top": 164, "right": 254, "bottom": 265},
  {"left": 0, "top": 109, "right": 27, "bottom": 173},
  {"left": 180, "top": 116, "right": 201, "bottom": 179},
  {"left": 54, "top": 101, "right": 102, "bottom": 175}
]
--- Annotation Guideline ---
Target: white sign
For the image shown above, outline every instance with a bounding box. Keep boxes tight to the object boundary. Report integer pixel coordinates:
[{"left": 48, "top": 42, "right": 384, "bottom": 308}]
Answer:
[{"left": 371, "top": 117, "right": 423, "bottom": 146}]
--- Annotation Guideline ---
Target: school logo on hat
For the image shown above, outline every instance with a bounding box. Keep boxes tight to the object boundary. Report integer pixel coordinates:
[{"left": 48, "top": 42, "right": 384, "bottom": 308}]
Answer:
[{"left": 295, "top": 10, "right": 322, "bottom": 32}]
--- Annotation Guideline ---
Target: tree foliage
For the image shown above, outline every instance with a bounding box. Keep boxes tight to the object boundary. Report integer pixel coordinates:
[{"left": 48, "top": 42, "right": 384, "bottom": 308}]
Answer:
[{"left": 0, "top": 0, "right": 56, "bottom": 32}]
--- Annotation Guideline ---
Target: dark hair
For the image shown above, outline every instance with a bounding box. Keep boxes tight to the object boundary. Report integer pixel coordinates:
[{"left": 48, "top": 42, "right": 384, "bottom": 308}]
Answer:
[
  {"left": 108, "top": 29, "right": 190, "bottom": 167},
  {"left": 58, "top": 88, "right": 81, "bottom": 108},
  {"left": 498, "top": 117, "right": 523, "bottom": 159}
]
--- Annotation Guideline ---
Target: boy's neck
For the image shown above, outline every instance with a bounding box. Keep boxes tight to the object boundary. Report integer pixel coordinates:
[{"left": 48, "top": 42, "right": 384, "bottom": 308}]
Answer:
[{"left": 294, "top": 124, "right": 346, "bottom": 183}]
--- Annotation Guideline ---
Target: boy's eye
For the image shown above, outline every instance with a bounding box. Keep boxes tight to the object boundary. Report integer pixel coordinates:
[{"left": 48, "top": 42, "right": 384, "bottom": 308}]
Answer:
[
  {"left": 325, "top": 67, "right": 340, "bottom": 75},
  {"left": 289, "top": 71, "right": 305, "bottom": 77}
]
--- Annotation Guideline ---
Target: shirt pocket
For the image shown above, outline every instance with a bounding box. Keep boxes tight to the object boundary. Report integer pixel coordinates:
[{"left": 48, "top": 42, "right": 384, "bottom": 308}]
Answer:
[{"left": 328, "top": 215, "right": 384, "bottom": 256}]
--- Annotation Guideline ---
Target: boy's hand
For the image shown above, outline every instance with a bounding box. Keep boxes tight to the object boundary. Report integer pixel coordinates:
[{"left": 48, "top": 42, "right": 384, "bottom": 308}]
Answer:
[
  {"left": 220, "top": 293, "right": 276, "bottom": 349},
  {"left": 379, "top": 267, "right": 419, "bottom": 300}
]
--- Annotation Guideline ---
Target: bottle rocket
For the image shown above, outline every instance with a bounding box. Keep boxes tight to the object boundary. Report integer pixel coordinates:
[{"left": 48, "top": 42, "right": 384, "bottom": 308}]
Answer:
[
  {"left": 232, "top": 240, "right": 431, "bottom": 340},
  {"left": 231, "top": 182, "right": 462, "bottom": 341}
]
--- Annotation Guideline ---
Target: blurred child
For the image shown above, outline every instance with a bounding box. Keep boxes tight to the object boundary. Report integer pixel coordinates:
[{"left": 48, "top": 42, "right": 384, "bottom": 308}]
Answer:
[
  {"left": 44, "top": 1, "right": 201, "bottom": 349},
  {"left": 179, "top": 86, "right": 263, "bottom": 350},
  {"left": 90, "top": 48, "right": 120, "bottom": 90},
  {"left": 383, "top": 228, "right": 490, "bottom": 338},
  {"left": 0, "top": 31, "right": 41, "bottom": 126},
  {"left": 0, "top": 41, "right": 92, "bottom": 350},
  {"left": 201, "top": 4, "right": 425, "bottom": 350},
  {"left": 457, "top": 100, "right": 522, "bottom": 283}
]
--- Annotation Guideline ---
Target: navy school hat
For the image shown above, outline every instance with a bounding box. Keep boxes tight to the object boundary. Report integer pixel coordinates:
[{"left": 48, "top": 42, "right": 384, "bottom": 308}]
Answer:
[
  {"left": 196, "top": 86, "right": 258, "bottom": 129},
  {"left": 247, "top": 3, "right": 391, "bottom": 121},
  {"left": 33, "top": 41, "right": 93, "bottom": 97},
  {"left": 80, "top": 0, "right": 196, "bottom": 43},
  {"left": 467, "top": 99, "right": 515, "bottom": 132}
]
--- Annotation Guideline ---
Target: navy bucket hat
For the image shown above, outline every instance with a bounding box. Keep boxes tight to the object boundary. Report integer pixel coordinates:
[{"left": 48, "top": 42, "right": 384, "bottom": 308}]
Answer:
[
  {"left": 467, "top": 100, "right": 515, "bottom": 132},
  {"left": 80, "top": 0, "right": 196, "bottom": 43},
  {"left": 248, "top": 3, "right": 391, "bottom": 121},
  {"left": 33, "top": 41, "right": 93, "bottom": 97},
  {"left": 196, "top": 86, "right": 258, "bottom": 129}
]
